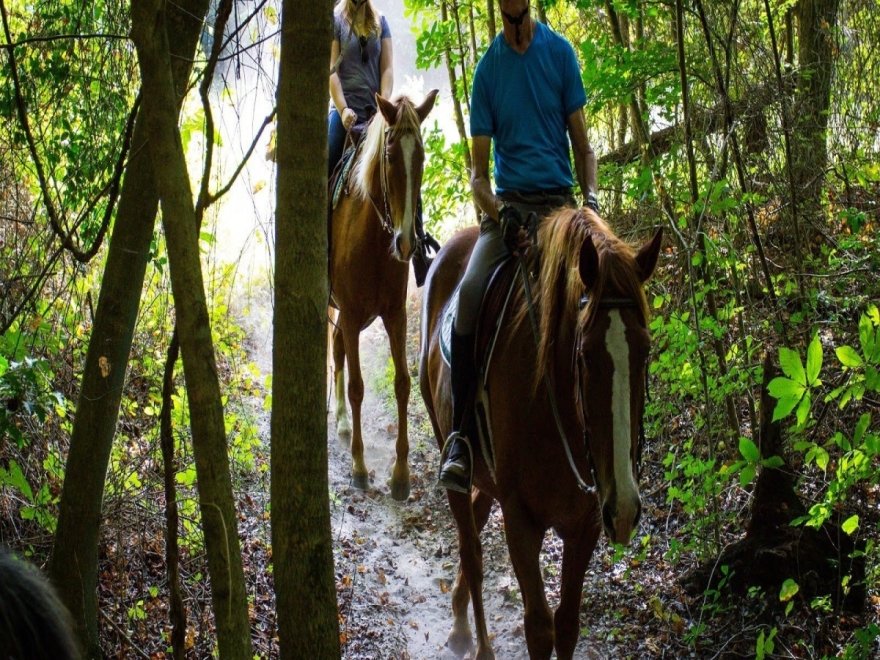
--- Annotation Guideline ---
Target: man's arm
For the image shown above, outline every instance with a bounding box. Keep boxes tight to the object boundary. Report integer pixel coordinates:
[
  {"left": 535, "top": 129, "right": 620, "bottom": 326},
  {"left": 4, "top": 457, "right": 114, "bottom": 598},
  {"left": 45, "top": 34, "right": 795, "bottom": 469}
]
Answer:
[
  {"left": 567, "top": 108, "right": 597, "bottom": 199},
  {"left": 470, "top": 135, "right": 501, "bottom": 222}
]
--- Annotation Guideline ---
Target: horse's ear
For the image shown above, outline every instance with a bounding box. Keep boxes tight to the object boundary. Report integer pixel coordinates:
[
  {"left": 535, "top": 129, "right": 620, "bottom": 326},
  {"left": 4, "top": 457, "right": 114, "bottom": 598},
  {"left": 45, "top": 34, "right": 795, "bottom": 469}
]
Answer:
[
  {"left": 416, "top": 89, "right": 439, "bottom": 123},
  {"left": 376, "top": 93, "right": 397, "bottom": 125},
  {"left": 635, "top": 228, "right": 663, "bottom": 282},
  {"left": 578, "top": 235, "right": 600, "bottom": 290}
]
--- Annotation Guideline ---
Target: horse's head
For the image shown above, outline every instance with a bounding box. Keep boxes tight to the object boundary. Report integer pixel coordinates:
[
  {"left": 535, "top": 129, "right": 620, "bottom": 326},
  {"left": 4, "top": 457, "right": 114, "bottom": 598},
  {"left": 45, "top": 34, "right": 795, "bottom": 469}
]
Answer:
[
  {"left": 573, "top": 216, "right": 662, "bottom": 544},
  {"left": 354, "top": 90, "right": 438, "bottom": 262},
  {"left": 535, "top": 209, "right": 661, "bottom": 545}
]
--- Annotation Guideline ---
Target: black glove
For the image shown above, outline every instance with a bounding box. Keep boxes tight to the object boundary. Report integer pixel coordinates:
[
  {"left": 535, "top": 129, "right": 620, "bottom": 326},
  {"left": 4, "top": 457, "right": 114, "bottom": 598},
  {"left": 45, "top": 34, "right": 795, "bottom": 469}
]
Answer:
[
  {"left": 585, "top": 191, "right": 600, "bottom": 215},
  {"left": 499, "top": 204, "right": 525, "bottom": 253}
]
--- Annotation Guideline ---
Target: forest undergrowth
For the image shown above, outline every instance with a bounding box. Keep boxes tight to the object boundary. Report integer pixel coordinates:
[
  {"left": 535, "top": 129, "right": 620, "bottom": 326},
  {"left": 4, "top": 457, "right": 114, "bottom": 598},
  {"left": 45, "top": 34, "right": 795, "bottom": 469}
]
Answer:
[{"left": 1, "top": 212, "right": 879, "bottom": 657}]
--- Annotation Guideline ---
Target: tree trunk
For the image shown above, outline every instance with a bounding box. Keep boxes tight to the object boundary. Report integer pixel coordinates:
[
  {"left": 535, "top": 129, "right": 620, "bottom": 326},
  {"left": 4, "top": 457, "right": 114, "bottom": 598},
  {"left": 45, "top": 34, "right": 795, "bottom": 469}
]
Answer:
[
  {"left": 684, "top": 355, "right": 866, "bottom": 613},
  {"left": 271, "top": 1, "right": 340, "bottom": 658},
  {"left": 130, "top": 1, "right": 252, "bottom": 657},
  {"left": 792, "top": 0, "right": 841, "bottom": 225},
  {"left": 48, "top": 0, "right": 208, "bottom": 655}
]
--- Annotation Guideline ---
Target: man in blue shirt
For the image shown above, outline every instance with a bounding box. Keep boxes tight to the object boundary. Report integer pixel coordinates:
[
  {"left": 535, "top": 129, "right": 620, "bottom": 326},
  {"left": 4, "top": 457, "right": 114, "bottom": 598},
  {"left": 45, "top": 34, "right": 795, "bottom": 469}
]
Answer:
[{"left": 439, "top": 0, "right": 599, "bottom": 492}]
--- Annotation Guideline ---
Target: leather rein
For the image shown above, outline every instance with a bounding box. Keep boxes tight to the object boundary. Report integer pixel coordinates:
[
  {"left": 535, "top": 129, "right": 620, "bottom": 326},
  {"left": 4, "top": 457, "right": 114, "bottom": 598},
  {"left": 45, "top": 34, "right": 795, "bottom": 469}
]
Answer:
[{"left": 350, "top": 124, "right": 401, "bottom": 235}]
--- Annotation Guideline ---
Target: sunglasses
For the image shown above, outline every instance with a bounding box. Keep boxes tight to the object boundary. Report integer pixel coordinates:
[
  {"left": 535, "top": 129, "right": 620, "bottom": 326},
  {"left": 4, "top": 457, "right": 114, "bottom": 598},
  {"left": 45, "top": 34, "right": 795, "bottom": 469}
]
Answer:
[{"left": 358, "top": 35, "right": 368, "bottom": 63}]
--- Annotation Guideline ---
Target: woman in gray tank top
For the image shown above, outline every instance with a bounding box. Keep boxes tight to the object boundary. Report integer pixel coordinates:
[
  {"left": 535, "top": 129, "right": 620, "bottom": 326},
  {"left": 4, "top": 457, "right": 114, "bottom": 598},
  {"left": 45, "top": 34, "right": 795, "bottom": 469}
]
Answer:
[{"left": 328, "top": 0, "right": 393, "bottom": 176}]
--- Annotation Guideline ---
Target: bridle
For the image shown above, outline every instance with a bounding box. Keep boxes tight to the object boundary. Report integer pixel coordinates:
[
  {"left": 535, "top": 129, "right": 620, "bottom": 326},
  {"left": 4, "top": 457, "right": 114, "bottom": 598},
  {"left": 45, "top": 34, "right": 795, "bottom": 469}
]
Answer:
[
  {"left": 361, "top": 125, "right": 396, "bottom": 235},
  {"left": 357, "top": 119, "right": 424, "bottom": 248},
  {"left": 517, "top": 255, "right": 648, "bottom": 497}
]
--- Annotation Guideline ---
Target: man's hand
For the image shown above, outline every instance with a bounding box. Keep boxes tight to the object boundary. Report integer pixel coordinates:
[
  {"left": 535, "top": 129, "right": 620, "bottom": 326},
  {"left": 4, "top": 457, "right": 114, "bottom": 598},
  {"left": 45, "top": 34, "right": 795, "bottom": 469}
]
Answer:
[{"left": 499, "top": 204, "right": 528, "bottom": 254}]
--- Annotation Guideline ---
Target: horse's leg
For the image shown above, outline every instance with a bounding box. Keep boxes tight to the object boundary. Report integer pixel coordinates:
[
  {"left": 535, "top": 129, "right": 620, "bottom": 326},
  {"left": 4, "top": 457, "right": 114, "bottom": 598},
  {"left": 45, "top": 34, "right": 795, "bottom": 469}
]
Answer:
[
  {"left": 331, "top": 316, "right": 351, "bottom": 444},
  {"left": 554, "top": 521, "right": 600, "bottom": 659},
  {"left": 446, "top": 488, "right": 495, "bottom": 660},
  {"left": 503, "top": 501, "right": 554, "bottom": 659},
  {"left": 382, "top": 308, "right": 410, "bottom": 501},
  {"left": 448, "top": 488, "right": 494, "bottom": 656},
  {"left": 339, "top": 316, "right": 368, "bottom": 489}
]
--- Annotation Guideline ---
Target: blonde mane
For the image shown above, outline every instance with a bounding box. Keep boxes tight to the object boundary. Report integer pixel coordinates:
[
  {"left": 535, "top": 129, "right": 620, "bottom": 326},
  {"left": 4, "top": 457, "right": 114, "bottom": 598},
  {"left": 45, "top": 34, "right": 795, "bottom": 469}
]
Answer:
[
  {"left": 530, "top": 209, "right": 651, "bottom": 385},
  {"left": 351, "top": 96, "right": 422, "bottom": 202}
]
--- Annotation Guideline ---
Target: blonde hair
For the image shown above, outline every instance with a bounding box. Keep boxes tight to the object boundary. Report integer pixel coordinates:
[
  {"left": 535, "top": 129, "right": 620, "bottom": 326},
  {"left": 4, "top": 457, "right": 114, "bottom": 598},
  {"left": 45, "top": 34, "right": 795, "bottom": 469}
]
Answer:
[{"left": 335, "top": 0, "right": 381, "bottom": 36}]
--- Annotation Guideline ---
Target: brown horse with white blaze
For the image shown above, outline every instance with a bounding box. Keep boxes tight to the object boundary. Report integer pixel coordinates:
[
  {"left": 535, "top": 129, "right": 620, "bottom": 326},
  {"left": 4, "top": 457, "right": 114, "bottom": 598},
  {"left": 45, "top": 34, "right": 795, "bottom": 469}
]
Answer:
[
  {"left": 419, "top": 209, "right": 662, "bottom": 658},
  {"left": 330, "top": 90, "right": 437, "bottom": 501}
]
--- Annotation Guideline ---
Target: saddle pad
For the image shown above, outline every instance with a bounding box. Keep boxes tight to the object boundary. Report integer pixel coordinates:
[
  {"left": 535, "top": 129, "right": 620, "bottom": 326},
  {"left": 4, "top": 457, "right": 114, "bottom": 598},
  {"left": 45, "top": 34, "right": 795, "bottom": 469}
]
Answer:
[
  {"left": 330, "top": 145, "right": 358, "bottom": 209},
  {"left": 439, "top": 286, "right": 460, "bottom": 367}
]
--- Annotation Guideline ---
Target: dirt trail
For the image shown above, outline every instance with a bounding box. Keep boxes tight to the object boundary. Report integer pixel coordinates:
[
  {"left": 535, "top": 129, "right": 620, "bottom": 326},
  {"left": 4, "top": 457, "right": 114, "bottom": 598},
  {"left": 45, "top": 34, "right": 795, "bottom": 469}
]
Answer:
[
  {"left": 241, "top": 274, "right": 622, "bottom": 659},
  {"left": 326, "top": 281, "right": 533, "bottom": 659}
]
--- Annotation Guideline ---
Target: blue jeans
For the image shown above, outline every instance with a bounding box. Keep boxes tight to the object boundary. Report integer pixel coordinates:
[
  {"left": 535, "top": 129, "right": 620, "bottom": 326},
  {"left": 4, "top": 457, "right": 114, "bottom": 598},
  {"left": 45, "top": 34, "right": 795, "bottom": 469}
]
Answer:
[{"left": 328, "top": 108, "right": 346, "bottom": 178}]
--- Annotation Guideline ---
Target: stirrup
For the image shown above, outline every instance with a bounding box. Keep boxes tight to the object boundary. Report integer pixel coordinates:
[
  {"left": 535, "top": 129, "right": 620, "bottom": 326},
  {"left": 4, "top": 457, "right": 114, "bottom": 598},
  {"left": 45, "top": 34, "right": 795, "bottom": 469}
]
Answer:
[{"left": 438, "top": 432, "right": 473, "bottom": 493}]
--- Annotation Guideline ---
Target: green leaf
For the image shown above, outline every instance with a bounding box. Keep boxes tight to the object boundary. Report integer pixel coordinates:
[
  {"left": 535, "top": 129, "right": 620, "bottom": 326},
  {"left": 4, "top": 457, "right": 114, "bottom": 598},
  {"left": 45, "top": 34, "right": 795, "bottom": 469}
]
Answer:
[
  {"left": 772, "top": 395, "right": 801, "bottom": 422},
  {"left": 836, "top": 345, "right": 863, "bottom": 368},
  {"left": 854, "top": 414, "right": 870, "bottom": 446},
  {"left": 0, "top": 460, "right": 34, "bottom": 502},
  {"left": 779, "top": 347, "right": 806, "bottom": 385},
  {"left": 795, "top": 392, "right": 812, "bottom": 426},
  {"left": 739, "top": 464, "right": 756, "bottom": 486},
  {"left": 805, "top": 334, "right": 823, "bottom": 385},
  {"left": 768, "top": 376, "right": 805, "bottom": 400},
  {"left": 762, "top": 455, "right": 784, "bottom": 469},
  {"left": 814, "top": 446, "right": 829, "bottom": 471},
  {"left": 739, "top": 437, "right": 761, "bottom": 462},
  {"left": 841, "top": 515, "right": 859, "bottom": 535},
  {"left": 779, "top": 578, "right": 799, "bottom": 602}
]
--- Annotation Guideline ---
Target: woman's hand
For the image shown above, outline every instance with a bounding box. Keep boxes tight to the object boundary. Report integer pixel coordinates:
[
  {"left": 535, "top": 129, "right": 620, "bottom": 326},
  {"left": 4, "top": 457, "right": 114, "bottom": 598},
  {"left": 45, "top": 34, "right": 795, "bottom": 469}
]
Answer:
[{"left": 341, "top": 107, "right": 357, "bottom": 129}]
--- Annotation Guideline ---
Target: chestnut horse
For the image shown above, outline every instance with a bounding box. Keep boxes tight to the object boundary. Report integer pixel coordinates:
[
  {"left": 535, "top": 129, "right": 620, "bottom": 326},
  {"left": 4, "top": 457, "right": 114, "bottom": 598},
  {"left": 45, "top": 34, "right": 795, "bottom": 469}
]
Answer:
[
  {"left": 419, "top": 209, "right": 662, "bottom": 658},
  {"left": 330, "top": 90, "right": 437, "bottom": 501}
]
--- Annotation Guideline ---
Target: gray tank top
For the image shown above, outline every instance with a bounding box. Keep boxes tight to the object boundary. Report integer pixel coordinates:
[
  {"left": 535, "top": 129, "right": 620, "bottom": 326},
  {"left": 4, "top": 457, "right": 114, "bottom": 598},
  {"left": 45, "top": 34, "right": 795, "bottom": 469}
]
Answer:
[{"left": 333, "top": 13, "right": 391, "bottom": 122}]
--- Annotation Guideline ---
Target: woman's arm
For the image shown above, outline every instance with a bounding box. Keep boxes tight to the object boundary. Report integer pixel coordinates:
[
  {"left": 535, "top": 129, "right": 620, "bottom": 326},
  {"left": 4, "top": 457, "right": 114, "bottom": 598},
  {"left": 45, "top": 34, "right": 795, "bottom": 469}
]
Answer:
[
  {"left": 330, "top": 39, "right": 356, "bottom": 127},
  {"left": 379, "top": 36, "right": 393, "bottom": 99}
]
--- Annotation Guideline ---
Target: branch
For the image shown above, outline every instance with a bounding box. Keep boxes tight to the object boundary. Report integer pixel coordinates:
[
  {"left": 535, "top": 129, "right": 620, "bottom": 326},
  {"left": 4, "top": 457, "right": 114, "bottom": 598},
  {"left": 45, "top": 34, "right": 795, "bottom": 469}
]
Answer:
[
  {"left": 598, "top": 81, "right": 784, "bottom": 167},
  {"left": 204, "top": 107, "right": 277, "bottom": 206},
  {"left": 0, "top": 32, "right": 129, "bottom": 48},
  {"left": 196, "top": 0, "right": 234, "bottom": 226}
]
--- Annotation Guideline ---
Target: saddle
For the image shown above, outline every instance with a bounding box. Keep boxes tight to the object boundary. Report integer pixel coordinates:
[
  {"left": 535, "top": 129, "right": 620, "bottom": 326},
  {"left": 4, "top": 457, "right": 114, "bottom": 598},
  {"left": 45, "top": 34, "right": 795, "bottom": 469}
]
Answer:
[{"left": 328, "top": 123, "right": 368, "bottom": 211}]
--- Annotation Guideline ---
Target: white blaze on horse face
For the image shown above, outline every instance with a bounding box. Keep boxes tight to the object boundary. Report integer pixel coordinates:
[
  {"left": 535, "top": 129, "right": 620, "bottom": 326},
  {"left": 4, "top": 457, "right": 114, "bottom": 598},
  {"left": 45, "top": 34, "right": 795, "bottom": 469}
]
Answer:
[
  {"left": 399, "top": 134, "right": 417, "bottom": 247},
  {"left": 606, "top": 310, "right": 640, "bottom": 523}
]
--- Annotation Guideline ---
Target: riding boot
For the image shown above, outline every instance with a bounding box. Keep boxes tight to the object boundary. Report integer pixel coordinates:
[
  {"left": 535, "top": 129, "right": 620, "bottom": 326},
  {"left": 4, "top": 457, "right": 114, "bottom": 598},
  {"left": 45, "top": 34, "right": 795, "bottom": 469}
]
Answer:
[
  {"left": 438, "top": 330, "right": 477, "bottom": 493},
  {"left": 412, "top": 197, "right": 440, "bottom": 287}
]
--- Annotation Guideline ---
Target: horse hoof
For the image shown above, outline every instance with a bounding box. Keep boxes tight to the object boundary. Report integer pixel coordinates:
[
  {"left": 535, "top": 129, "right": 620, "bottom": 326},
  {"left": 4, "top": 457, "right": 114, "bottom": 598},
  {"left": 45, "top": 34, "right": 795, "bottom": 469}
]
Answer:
[
  {"left": 337, "top": 427, "right": 351, "bottom": 446},
  {"left": 446, "top": 627, "right": 473, "bottom": 657},
  {"left": 351, "top": 472, "right": 369, "bottom": 490},
  {"left": 390, "top": 479, "right": 410, "bottom": 502}
]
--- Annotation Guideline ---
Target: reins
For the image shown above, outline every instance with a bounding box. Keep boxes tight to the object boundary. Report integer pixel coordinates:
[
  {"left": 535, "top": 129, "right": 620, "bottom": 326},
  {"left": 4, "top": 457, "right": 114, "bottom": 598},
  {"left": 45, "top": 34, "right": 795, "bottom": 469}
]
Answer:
[
  {"left": 349, "top": 123, "right": 395, "bottom": 234},
  {"left": 515, "top": 253, "right": 598, "bottom": 497}
]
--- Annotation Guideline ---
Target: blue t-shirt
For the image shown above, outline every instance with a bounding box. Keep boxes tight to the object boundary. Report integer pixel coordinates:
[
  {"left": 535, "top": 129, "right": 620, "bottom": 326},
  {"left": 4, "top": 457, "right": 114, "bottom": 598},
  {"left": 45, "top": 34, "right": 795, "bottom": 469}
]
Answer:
[
  {"left": 470, "top": 22, "right": 586, "bottom": 194},
  {"left": 334, "top": 14, "right": 391, "bottom": 122}
]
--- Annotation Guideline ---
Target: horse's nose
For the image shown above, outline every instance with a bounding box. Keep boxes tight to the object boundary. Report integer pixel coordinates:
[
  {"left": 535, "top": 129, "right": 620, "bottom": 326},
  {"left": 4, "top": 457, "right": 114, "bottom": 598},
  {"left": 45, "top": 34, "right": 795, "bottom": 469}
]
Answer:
[
  {"left": 602, "top": 502, "right": 615, "bottom": 536},
  {"left": 394, "top": 231, "right": 413, "bottom": 262},
  {"left": 603, "top": 496, "right": 641, "bottom": 544}
]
